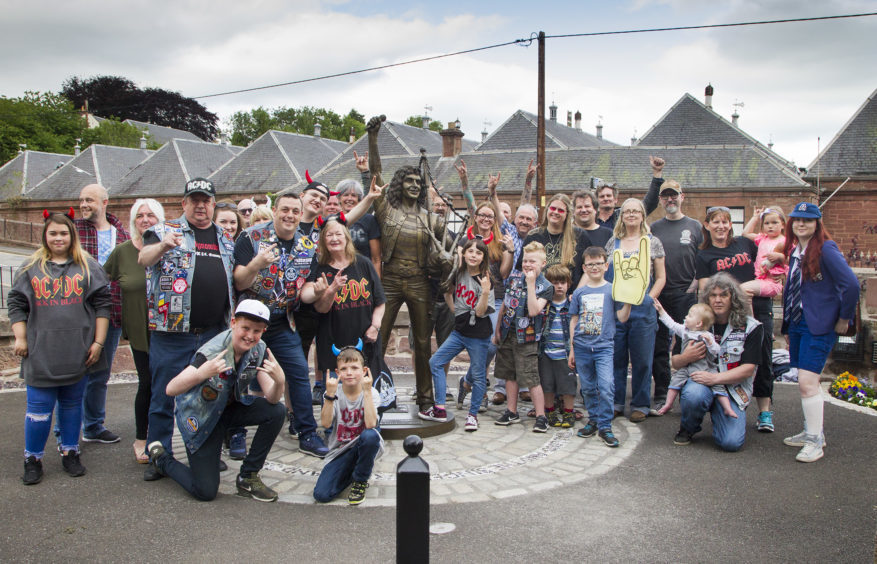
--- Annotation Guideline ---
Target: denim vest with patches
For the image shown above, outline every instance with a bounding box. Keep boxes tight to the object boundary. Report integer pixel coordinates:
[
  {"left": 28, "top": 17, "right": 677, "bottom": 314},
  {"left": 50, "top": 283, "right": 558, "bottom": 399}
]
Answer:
[
  {"left": 239, "top": 221, "right": 317, "bottom": 332},
  {"left": 144, "top": 215, "right": 235, "bottom": 333},
  {"left": 716, "top": 316, "right": 761, "bottom": 409},
  {"left": 174, "top": 330, "right": 266, "bottom": 453}
]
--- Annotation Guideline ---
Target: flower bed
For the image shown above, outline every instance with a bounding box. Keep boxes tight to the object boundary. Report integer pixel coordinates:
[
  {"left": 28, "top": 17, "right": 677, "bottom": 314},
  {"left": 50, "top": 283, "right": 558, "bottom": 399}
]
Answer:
[{"left": 828, "top": 372, "right": 877, "bottom": 410}]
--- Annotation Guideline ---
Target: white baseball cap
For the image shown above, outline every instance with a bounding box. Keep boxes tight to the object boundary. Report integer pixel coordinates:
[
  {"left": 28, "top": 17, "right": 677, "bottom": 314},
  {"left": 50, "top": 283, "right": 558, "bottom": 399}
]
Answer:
[{"left": 234, "top": 299, "right": 270, "bottom": 323}]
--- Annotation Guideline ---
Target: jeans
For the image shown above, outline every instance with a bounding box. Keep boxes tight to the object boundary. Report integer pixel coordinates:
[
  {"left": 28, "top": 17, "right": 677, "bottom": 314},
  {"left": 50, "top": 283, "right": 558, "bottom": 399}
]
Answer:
[
  {"left": 155, "top": 397, "right": 286, "bottom": 501},
  {"left": 26, "top": 378, "right": 88, "bottom": 457},
  {"left": 80, "top": 325, "right": 122, "bottom": 437},
  {"left": 430, "top": 331, "right": 489, "bottom": 415},
  {"left": 313, "top": 428, "right": 381, "bottom": 503},
  {"left": 465, "top": 298, "right": 500, "bottom": 394},
  {"left": 147, "top": 327, "right": 223, "bottom": 454},
  {"left": 613, "top": 301, "right": 657, "bottom": 414},
  {"left": 651, "top": 291, "right": 696, "bottom": 403},
  {"left": 574, "top": 344, "right": 614, "bottom": 430},
  {"left": 679, "top": 381, "right": 746, "bottom": 452},
  {"left": 263, "top": 324, "right": 317, "bottom": 438}
]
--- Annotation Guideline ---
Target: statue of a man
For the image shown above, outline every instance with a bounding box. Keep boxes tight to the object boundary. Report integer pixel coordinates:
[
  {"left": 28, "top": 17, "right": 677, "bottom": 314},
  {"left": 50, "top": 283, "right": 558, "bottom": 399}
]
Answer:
[{"left": 365, "top": 116, "right": 454, "bottom": 410}]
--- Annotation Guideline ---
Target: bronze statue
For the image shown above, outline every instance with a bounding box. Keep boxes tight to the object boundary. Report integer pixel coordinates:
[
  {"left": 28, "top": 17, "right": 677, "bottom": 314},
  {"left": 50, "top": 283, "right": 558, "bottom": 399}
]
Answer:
[{"left": 365, "top": 116, "right": 454, "bottom": 409}]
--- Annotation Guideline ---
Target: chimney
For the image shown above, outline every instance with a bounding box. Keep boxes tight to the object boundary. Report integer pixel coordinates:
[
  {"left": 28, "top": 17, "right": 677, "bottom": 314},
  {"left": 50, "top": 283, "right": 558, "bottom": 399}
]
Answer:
[
  {"left": 422, "top": 115, "right": 430, "bottom": 129},
  {"left": 440, "top": 121, "right": 464, "bottom": 157},
  {"left": 574, "top": 110, "right": 582, "bottom": 131},
  {"left": 731, "top": 110, "right": 739, "bottom": 127},
  {"left": 631, "top": 129, "right": 638, "bottom": 146},
  {"left": 219, "top": 133, "right": 228, "bottom": 146},
  {"left": 705, "top": 83, "right": 713, "bottom": 109},
  {"left": 314, "top": 122, "right": 322, "bottom": 137},
  {"left": 567, "top": 111, "right": 572, "bottom": 127},
  {"left": 74, "top": 139, "right": 81, "bottom": 156},
  {"left": 481, "top": 128, "right": 488, "bottom": 143},
  {"left": 140, "top": 134, "right": 147, "bottom": 150},
  {"left": 549, "top": 101, "right": 557, "bottom": 122},
  {"left": 18, "top": 143, "right": 27, "bottom": 154},
  {"left": 596, "top": 123, "right": 603, "bottom": 140},
  {"left": 349, "top": 126, "right": 355, "bottom": 144}
]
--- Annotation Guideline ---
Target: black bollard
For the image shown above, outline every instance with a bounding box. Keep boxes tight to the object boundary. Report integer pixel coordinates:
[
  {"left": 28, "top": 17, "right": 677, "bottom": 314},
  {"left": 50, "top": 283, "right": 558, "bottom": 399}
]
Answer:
[{"left": 396, "top": 435, "right": 429, "bottom": 564}]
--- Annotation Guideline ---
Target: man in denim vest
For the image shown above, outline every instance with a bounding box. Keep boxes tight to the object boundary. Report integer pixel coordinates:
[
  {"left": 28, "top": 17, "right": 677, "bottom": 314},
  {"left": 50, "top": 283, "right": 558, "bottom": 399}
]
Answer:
[{"left": 138, "top": 177, "right": 236, "bottom": 481}]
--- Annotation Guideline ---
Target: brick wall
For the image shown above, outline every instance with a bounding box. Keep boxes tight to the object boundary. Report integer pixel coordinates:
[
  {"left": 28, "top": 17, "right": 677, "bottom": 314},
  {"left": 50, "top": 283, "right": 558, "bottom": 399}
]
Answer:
[{"left": 813, "top": 178, "right": 877, "bottom": 263}]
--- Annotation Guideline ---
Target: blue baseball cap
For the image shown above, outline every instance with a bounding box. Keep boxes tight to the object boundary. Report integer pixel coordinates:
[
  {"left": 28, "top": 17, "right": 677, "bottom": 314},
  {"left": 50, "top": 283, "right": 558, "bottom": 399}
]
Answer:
[{"left": 788, "top": 202, "right": 821, "bottom": 219}]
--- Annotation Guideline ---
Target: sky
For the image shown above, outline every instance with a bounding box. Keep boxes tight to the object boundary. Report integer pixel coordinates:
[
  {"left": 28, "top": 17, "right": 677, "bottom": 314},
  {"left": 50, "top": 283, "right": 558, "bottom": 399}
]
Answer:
[{"left": 2, "top": 0, "right": 875, "bottom": 169}]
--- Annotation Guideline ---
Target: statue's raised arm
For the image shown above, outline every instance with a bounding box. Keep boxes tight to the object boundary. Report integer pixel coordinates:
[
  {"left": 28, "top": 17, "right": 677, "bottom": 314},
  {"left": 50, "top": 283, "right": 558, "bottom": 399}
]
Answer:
[{"left": 366, "top": 115, "right": 385, "bottom": 187}]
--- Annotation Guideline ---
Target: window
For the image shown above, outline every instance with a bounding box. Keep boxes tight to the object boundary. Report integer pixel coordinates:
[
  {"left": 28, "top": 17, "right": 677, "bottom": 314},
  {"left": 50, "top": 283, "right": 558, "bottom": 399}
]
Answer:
[{"left": 446, "top": 208, "right": 467, "bottom": 237}]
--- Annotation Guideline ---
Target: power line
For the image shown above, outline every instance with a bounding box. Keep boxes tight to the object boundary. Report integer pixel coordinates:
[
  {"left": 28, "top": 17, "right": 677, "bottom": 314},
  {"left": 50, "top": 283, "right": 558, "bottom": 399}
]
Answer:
[{"left": 191, "top": 12, "right": 877, "bottom": 100}]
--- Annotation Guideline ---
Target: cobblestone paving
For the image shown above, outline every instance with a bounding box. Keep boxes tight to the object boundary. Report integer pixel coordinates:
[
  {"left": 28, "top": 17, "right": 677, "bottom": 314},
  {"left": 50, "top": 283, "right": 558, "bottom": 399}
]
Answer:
[{"left": 177, "top": 386, "right": 643, "bottom": 507}]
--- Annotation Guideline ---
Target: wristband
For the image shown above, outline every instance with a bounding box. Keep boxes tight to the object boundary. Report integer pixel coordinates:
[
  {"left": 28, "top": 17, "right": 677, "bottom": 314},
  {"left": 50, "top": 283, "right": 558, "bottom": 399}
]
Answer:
[
  {"left": 323, "top": 392, "right": 337, "bottom": 402},
  {"left": 94, "top": 342, "right": 104, "bottom": 348}
]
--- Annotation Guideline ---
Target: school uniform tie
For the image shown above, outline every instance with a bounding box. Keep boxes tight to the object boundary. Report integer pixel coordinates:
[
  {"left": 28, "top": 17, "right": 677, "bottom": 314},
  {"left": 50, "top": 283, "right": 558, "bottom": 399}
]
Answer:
[{"left": 785, "top": 256, "right": 802, "bottom": 323}]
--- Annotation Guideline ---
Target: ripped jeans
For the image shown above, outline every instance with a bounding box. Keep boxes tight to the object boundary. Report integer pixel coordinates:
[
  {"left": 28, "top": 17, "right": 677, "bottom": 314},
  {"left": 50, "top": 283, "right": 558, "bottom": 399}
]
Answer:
[{"left": 25, "top": 378, "right": 87, "bottom": 458}]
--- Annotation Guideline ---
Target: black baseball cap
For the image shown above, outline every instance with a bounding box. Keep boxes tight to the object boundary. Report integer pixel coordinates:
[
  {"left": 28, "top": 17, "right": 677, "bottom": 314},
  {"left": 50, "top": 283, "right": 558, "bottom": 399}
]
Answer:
[{"left": 184, "top": 177, "right": 216, "bottom": 198}]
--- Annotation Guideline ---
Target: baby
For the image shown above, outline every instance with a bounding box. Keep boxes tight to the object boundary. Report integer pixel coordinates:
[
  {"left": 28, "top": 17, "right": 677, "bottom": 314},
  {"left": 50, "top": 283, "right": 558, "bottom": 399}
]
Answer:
[{"left": 654, "top": 300, "right": 736, "bottom": 418}]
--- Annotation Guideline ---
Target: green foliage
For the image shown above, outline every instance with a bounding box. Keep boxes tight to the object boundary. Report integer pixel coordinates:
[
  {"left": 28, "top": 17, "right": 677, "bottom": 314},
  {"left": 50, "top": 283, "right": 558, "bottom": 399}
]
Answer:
[
  {"left": 404, "top": 115, "right": 443, "bottom": 132},
  {"left": 228, "top": 106, "right": 366, "bottom": 146},
  {"left": 80, "top": 119, "right": 161, "bottom": 150},
  {"left": 0, "top": 91, "right": 83, "bottom": 162}
]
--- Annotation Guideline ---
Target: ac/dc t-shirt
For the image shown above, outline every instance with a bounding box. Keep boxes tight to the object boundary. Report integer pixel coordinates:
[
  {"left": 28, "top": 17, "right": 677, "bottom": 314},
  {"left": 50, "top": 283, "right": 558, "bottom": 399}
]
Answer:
[
  {"left": 189, "top": 225, "right": 228, "bottom": 328},
  {"left": 451, "top": 270, "right": 495, "bottom": 339},
  {"left": 234, "top": 234, "right": 297, "bottom": 330},
  {"left": 695, "top": 236, "right": 758, "bottom": 284}
]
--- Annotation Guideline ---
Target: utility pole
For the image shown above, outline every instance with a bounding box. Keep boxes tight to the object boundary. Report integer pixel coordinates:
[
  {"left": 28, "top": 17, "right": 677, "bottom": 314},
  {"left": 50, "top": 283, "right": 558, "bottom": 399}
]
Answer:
[{"left": 536, "top": 31, "right": 546, "bottom": 218}]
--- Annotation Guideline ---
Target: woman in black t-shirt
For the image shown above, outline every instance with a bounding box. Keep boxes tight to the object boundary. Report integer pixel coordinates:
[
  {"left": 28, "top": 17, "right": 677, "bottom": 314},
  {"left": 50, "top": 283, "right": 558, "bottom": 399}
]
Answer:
[
  {"left": 300, "top": 219, "right": 386, "bottom": 378},
  {"left": 694, "top": 206, "right": 775, "bottom": 430}
]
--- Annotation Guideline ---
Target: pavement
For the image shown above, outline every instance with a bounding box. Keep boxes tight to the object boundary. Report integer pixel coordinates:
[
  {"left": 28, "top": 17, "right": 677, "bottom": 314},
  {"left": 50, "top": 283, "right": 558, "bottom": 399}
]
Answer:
[{"left": 0, "top": 367, "right": 875, "bottom": 562}]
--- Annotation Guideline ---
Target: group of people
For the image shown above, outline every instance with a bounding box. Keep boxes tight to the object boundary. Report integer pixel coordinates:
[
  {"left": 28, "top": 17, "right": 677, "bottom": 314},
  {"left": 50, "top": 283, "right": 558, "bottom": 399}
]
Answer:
[{"left": 9, "top": 116, "right": 859, "bottom": 506}]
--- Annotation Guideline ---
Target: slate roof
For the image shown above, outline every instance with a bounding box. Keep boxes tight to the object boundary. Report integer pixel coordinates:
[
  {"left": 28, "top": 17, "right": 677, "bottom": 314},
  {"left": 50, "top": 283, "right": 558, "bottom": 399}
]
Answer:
[
  {"left": 115, "top": 140, "right": 241, "bottom": 197},
  {"left": 25, "top": 145, "right": 152, "bottom": 200},
  {"left": 207, "top": 130, "right": 348, "bottom": 194},
  {"left": 342, "top": 119, "right": 477, "bottom": 160},
  {"left": 475, "top": 110, "right": 615, "bottom": 152},
  {"left": 124, "top": 119, "right": 204, "bottom": 143},
  {"left": 636, "top": 94, "right": 796, "bottom": 169},
  {"left": 0, "top": 151, "right": 72, "bottom": 200},
  {"left": 806, "top": 87, "right": 877, "bottom": 177}
]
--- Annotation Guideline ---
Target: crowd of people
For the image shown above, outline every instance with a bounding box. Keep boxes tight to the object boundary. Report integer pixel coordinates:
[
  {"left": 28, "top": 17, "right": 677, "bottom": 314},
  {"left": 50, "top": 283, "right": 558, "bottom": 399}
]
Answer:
[{"left": 9, "top": 150, "right": 859, "bottom": 505}]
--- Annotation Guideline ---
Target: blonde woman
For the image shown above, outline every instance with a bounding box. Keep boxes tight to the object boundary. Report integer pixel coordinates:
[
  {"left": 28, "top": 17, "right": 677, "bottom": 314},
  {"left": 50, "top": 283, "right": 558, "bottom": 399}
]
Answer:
[{"left": 520, "top": 194, "right": 590, "bottom": 289}]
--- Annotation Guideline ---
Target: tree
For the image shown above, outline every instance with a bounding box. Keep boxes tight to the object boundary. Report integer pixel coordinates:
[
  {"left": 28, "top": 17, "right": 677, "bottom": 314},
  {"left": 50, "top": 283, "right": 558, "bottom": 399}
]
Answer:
[
  {"left": 0, "top": 91, "right": 83, "bottom": 163},
  {"left": 404, "top": 115, "right": 443, "bottom": 132},
  {"left": 80, "top": 119, "right": 161, "bottom": 151},
  {"left": 61, "top": 75, "right": 219, "bottom": 141},
  {"left": 227, "top": 106, "right": 366, "bottom": 146}
]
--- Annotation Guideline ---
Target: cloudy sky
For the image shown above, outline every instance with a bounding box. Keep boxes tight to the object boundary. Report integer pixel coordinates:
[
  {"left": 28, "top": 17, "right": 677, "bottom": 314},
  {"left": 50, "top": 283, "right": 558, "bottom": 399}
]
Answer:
[{"left": 3, "top": 0, "right": 875, "bottom": 168}]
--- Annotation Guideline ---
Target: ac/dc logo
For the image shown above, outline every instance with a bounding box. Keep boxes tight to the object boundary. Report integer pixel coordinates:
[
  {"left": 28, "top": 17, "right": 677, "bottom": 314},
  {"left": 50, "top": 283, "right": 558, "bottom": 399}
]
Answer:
[{"left": 30, "top": 273, "right": 84, "bottom": 299}]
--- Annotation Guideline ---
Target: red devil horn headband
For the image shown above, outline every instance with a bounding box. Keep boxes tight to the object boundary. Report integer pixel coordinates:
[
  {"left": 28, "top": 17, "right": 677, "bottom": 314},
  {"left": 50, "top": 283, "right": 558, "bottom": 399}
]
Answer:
[
  {"left": 43, "top": 208, "right": 75, "bottom": 221},
  {"left": 306, "top": 170, "right": 313, "bottom": 183}
]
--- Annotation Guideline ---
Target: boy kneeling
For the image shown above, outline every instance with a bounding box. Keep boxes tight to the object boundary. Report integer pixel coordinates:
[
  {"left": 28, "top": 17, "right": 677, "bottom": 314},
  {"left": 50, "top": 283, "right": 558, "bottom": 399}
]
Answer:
[
  {"left": 313, "top": 345, "right": 384, "bottom": 505},
  {"left": 147, "top": 300, "right": 286, "bottom": 502}
]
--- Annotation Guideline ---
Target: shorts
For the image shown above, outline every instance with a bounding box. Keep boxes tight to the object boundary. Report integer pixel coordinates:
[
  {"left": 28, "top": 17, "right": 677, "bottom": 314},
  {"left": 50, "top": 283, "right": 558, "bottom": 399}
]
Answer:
[
  {"left": 538, "top": 355, "right": 576, "bottom": 395},
  {"left": 788, "top": 316, "right": 837, "bottom": 374},
  {"left": 495, "top": 332, "right": 540, "bottom": 389},
  {"left": 756, "top": 277, "right": 783, "bottom": 298}
]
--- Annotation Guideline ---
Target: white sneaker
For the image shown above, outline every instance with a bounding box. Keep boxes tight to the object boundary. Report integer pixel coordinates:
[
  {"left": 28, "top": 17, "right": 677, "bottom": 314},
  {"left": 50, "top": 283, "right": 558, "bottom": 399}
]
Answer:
[
  {"left": 464, "top": 414, "right": 478, "bottom": 432},
  {"left": 795, "top": 435, "right": 824, "bottom": 463},
  {"left": 784, "top": 430, "right": 827, "bottom": 448}
]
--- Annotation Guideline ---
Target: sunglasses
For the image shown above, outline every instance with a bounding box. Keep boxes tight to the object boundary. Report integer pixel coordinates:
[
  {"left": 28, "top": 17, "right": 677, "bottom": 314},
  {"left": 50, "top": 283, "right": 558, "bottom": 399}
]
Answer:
[
  {"left": 707, "top": 206, "right": 731, "bottom": 214},
  {"left": 548, "top": 205, "right": 567, "bottom": 214},
  {"left": 238, "top": 208, "right": 253, "bottom": 215},
  {"left": 215, "top": 202, "right": 238, "bottom": 211}
]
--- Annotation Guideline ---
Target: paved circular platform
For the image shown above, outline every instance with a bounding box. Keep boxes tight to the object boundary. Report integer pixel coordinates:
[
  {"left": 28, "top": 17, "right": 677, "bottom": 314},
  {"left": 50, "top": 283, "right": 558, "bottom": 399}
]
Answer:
[{"left": 173, "top": 386, "right": 643, "bottom": 506}]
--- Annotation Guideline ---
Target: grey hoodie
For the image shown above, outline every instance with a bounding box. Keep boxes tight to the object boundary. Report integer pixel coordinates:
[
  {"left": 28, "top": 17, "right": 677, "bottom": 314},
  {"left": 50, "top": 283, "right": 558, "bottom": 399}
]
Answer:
[{"left": 8, "top": 256, "right": 111, "bottom": 387}]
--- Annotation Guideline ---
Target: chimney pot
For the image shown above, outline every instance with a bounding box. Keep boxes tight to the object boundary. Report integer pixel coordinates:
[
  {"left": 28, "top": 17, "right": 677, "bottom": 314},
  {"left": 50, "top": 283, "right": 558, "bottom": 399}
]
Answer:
[
  {"left": 440, "top": 124, "right": 465, "bottom": 157},
  {"left": 349, "top": 126, "right": 355, "bottom": 144},
  {"left": 75, "top": 138, "right": 81, "bottom": 156},
  {"left": 549, "top": 101, "right": 557, "bottom": 122},
  {"left": 139, "top": 135, "right": 147, "bottom": 150},
  {"left": 422, "top": 115, "right": 429, "bottom": 129},
  {"left": 731, "top": 111, "right": 739, "bottom": 127},
  {"left": 314, "top": 122, "right": 322, "bottom": 137},
  {"left": 705, "top": 83, "right": 713, "bottom": 109},
  {"left": 596, "top": 124, "right": 603, "bottom": 140},
  {"left": 481, "top": 129, "right": 488, "bottom": 143},
  {"left": 567, "top": 111, "right": 572, "bottom": 127},
  {"left": 574, "top": 111, "right": 582, "bottom": 132}
]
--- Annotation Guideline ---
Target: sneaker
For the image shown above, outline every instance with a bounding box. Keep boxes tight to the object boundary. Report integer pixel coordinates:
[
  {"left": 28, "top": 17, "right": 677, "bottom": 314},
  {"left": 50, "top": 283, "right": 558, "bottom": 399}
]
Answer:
[
  {"left": 228, "top": 431, "right": 247, "bottom": 460},
  {"left": 299, "top": 433, "right": 329, "bottom": 458},
  {"left": 599, "top": 429, "right": 620, "bottom": 448},
  {"left": 61, "top": 450, "right": 86, "bottom": 477},
  {"left": 478, "top": 394, "right": 488, "bottom": 413},
  {"left": 445, "top": 391, "right": 455, "bottom": 402},
  {"left": 144, "top": 441, "right": 167, "bottom": 481},
  {"left": 22, "top": 456, "right": 43, "bottom": 485},
  {"left": 547, "top": 410, "right": 561, "bottom": 427},
  {"left": 649, "top": 402, "right": 667, "bottom": 417},
  {"left": 757, "top": 411, "right": 775, "bottom": 433},
  {"left": 348, "top": 480, "right": 369, "bottom": 505},
  {"left": 491, "top": 392, "right": 506, "bottom": 405},
  {"left": 417, "top": 406, "right": 448, "bottom": 422},
  {"left": 795, "top": 435, "right": 824, "bottom": 463},
  {"left": 673, "top": 428, "right": 693, "bottom": 446},
  {"left": 312, "top": 385, "right": 324, "bottom": 406},
  {"left": 577, "top": 420, "right": 598, "bottom": 438},
  {"left": 287, "top": 412, "right": 299, "bottom": 439},
  {"left": 82, "top": 429, "right": 120, "bottom": 444},
  {"left": 457, "top": 377, "right": 469, "bottom": 410},
  {"left": 561, "top": 411, "right": 574, "bottom": 428},
  {"left": 236, "top": 472, "right": 278, "bottom": 502},
  {"left": 533, "top": 415, "right": 549, "bottom": 433},
  {"left": 464, "top": 414, "right": 479, "bottom": 432},
  {"left": 784, "top": 430, "right": 827, "bottom": 448},
  {"left": 629, "top": 410, "right": 647, "bottom": 423},
  {"left": 495, "top": 409, "right": 521, "bottom": 426}
]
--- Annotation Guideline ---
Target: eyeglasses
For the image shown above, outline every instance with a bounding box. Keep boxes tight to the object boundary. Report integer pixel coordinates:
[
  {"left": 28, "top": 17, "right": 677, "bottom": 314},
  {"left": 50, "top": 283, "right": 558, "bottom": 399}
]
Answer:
[
  {"left": 622, "top": 210, "right": 642, "bottom": 216},
  {"left": 548, "top": 206, "right": 567, "bottom": 214},
  {"left": 584, "top": 262, "right": 605, "bottom": 269},
  {"left": 238, "top": 208, "right": 253, "bottom": 215},
  {"left": 476, "top": 213, "right": 495, "bottom": 220},
  {"left": 215, "top": 202, "right": 238, "bottom": 211},
  {"left": 660, "top": 193, "right": 680, "bottom": 199},
  {"left": 707, "top": 206, "right": 731, "bottom": 215}
]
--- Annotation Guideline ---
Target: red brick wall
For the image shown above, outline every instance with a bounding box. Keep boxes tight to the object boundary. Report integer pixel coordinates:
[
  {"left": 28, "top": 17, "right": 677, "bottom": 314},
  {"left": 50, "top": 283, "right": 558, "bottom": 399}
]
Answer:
[{"left": 814, "top": 178, "right": 877, "bottom": 264}]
